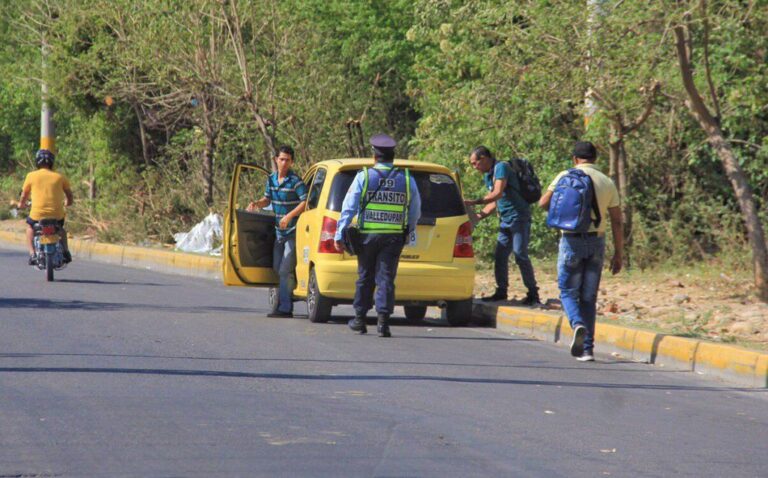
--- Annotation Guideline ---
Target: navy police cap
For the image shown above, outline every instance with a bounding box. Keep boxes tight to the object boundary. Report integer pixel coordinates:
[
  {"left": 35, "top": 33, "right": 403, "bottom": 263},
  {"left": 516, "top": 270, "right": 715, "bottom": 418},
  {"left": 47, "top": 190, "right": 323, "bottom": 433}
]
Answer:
[{"left": 370, "top": 134, "right": 396, "bottom": 150}]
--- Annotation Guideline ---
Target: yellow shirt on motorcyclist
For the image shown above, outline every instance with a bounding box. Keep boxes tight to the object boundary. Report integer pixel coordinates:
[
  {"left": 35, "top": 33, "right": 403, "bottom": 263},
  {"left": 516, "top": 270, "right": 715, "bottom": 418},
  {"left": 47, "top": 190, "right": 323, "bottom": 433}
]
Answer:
[{"left": 22, "top": 169, "right": 72, "bottom": 221}]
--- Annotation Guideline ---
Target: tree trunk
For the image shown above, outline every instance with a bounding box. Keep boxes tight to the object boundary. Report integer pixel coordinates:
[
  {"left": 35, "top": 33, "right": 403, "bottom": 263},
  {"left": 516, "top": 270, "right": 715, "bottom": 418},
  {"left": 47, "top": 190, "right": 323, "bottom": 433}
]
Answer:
[
  {"left": 608, "top": 140, "right": 619, "bottom": 184},
  {"left": 202, "top": 133, "right": 216, "bottom": 207},
  {"left": 674, "top": 23, "right": 768, "bottom": 301},
  {"left": 609, "top": 126, "right": 632, "bottom": 268},
  {"left": 707, "top": 129, "right": 768, "bottom": 300},
  {"left": 133, "top": 103, "right": 151, "bottom": 166},
  {"left": 616, "top": 139, "right": 632, "bottom": 249}
]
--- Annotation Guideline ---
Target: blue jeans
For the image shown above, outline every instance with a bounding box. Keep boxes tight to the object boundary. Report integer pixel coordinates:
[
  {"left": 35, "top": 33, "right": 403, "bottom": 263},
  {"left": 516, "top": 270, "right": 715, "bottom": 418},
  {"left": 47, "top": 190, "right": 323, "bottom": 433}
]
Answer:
[
  {"left": 273, "top": 234, "right": 297, "bottom": 313},
  {"left": 495, "top": 221, "right": 538, "bottom": 293},
  {"left": 557, "top": 235, "right": 605, "bottom": 352},
  {"left": 354, "top": 234, "right": 405, "bottom": 316}
]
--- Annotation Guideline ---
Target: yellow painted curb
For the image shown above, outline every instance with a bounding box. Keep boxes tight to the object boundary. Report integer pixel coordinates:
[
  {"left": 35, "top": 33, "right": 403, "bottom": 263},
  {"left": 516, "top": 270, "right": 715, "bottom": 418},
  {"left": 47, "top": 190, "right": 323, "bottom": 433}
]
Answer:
[
  {"left": 0, "top": 230, "right": 26, "bottom": 245},
  {"left": 485, "top": 304, "right": 767, "bottom": 388},
  {"left": 694, "top": 342, "right": 763, "bottom": 386},
  {"left": 631, "top": 330, "right": 659, "bottom": 363},
  {"left": 0, "top": 230, "right": 222, "bottom": 281},
  {"left": 595, "top": 323, "right": 637, "bottom": 357},
  {"left": 756, "top": 355, "right": 768, "bottom": 388}
]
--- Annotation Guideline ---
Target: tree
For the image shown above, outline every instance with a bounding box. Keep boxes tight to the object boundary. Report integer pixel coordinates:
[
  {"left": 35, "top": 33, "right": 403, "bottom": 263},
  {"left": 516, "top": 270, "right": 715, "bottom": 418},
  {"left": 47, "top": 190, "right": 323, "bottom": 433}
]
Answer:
[{"left": 671, "top": 0, "right": 768, "bottom": 300}]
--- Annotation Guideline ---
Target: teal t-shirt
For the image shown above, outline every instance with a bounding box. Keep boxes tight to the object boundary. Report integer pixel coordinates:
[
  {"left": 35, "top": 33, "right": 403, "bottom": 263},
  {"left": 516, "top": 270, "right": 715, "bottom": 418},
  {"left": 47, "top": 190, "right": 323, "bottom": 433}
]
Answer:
[{"left": 483, "top": 161, "right": 530, "bottom": 225}]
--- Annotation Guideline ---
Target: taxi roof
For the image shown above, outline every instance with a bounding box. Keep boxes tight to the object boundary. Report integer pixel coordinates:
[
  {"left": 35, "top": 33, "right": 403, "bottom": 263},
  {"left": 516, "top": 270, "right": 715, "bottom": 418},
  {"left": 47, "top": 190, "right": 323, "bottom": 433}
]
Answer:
[{"left": 314, "top": 158, "right": 454, "bottom": 174}]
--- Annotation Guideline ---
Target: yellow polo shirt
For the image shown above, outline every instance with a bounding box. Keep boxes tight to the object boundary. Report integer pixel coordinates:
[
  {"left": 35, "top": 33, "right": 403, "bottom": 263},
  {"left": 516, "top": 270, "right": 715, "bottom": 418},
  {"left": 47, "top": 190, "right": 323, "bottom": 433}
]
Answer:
[
  {"left": 22, "top": 168, "right": 71, "bottom": 221},
  {"left": 548, "top": 163, "right": 620, "bottom": 235}
]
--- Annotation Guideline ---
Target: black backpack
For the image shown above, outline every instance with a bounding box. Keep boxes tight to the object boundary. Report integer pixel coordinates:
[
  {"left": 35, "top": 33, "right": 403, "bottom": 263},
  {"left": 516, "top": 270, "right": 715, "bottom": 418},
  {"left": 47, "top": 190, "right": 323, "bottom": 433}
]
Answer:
[{"left": 507, "top": 158, "right": 542, "bottom": 204}]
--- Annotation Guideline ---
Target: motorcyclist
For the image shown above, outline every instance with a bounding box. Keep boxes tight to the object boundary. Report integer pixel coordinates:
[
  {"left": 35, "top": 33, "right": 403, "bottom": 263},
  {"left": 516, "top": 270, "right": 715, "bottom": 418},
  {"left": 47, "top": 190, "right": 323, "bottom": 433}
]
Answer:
[{"left": 17, "top": 149, "right": 74, "bottom": 265}]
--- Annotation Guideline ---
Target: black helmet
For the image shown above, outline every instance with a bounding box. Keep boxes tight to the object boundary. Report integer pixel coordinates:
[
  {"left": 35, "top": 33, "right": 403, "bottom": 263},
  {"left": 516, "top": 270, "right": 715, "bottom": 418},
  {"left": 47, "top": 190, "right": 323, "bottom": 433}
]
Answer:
[{"left": 35, "top": 149, "right": 55, "bottom": 168}]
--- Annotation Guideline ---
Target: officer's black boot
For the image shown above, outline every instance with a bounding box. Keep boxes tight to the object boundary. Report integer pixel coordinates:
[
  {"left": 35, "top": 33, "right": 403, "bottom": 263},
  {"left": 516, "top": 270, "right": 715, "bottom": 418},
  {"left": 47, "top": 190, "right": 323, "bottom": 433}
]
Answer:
[
  {"left": 521, "top": 287, "right": 541, "bottom": 306},
  {"left": 377, "top": 313, "right": 391, "bottom": 338},
  {"left": 348, "top": 314, "right": 367, "bottom": 334},
  {"left": 481, "top": 288, "right": 507, "bottom": 302}
]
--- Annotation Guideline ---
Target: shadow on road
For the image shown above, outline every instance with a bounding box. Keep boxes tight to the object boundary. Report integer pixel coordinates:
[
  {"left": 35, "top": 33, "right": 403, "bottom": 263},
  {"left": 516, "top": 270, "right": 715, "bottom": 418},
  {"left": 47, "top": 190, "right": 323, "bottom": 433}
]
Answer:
[
  {"left": 0, "top": 298, "right": 262, "bottom": 315},
  {"left": 55, "top": 279, "right": 172, "bottom": 286},
  {"left": 1, "top": 352, "right": 645, "bottom": 372},
  {"left": 324, "top": 315, "right": 493, "bottom": 329},
  {"left": 0, "top": 366, "right": 762, "bottom": 393}
]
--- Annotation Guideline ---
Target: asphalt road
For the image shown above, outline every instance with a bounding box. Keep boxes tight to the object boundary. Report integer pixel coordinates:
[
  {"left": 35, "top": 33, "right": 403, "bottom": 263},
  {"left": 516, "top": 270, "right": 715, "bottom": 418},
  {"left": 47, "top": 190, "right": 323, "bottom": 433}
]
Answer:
[{"left": 1, "top": 247, "right": 766, "bottom": 477}]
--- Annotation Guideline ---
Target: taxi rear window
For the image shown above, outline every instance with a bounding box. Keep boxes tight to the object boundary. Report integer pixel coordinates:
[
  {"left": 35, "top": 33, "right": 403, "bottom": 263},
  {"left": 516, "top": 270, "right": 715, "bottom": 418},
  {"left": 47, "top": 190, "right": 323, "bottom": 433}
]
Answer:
[{"left": 326, "top": 170, "right": 465, "bottom": 218}]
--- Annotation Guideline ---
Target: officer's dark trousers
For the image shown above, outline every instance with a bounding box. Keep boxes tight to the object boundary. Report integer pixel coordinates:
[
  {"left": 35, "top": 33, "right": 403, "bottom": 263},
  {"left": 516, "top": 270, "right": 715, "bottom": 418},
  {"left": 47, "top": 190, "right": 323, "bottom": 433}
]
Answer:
[{"left": 354, "top": 234, "right": 405, "bottom": 316}]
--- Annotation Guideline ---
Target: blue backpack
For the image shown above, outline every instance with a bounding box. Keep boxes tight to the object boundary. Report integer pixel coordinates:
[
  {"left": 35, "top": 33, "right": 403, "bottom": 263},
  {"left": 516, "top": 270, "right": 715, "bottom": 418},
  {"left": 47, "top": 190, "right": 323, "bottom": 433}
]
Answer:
[{"left": 545, "top": 169, "right": 601, "bottom": 232}]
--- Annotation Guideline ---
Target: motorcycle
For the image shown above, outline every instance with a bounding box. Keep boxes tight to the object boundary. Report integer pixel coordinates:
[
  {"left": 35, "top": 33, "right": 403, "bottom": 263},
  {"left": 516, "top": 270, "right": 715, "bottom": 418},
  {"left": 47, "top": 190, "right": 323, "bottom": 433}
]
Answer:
[{"left": 33, "top": 219, "right": 66, "bottom": 281}]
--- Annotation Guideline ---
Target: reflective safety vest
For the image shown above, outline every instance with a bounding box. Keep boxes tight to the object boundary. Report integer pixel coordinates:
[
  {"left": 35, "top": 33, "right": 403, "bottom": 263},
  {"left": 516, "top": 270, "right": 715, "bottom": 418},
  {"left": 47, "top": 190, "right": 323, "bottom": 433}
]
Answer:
[{"left": 358, "top": 166, "right": 411, "bottom": 234}]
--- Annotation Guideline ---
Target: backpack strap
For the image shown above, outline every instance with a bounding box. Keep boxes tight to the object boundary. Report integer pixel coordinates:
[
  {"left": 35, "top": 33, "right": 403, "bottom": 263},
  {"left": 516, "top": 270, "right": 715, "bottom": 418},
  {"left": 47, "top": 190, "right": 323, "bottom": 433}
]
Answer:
[{"left": 590, "top": 181, "right": 602, "bottom": 229}]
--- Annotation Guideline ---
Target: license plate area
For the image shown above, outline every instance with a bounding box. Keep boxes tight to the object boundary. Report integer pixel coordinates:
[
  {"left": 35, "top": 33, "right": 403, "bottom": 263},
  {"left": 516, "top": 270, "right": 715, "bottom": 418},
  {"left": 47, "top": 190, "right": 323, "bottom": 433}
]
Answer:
[{"left": 39, "top": 234, "right": 59, "bottom": 244}]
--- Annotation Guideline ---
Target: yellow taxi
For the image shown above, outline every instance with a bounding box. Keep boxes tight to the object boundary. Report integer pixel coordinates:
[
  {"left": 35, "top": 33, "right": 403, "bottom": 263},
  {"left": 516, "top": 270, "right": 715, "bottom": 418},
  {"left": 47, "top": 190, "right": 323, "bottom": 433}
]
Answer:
[{"left": 222, "top": 158, "right": 476, "bottom": 325}]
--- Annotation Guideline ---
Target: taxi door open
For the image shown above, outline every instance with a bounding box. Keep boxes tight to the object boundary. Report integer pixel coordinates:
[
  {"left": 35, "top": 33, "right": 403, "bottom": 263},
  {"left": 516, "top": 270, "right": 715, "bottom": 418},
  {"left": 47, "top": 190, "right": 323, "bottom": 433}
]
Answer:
[{"left": 222, "top": 163, "right": 279, "bottom": 287}]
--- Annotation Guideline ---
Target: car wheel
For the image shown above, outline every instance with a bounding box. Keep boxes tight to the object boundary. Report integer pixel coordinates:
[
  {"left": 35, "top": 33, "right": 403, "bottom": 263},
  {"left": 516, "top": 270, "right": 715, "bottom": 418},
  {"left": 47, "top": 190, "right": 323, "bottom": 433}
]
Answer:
[
  {"left": 404, "top": 305, "right": 427, "bottom": 321},
  {"left": 444, "top": 299, "right": 472, "bottom": 326},
  {"left": 268, "top": 287, "right": 279, "bottom": 314},
  {"left": 307, "top": 268, "right": 332, "bottom": 323}
]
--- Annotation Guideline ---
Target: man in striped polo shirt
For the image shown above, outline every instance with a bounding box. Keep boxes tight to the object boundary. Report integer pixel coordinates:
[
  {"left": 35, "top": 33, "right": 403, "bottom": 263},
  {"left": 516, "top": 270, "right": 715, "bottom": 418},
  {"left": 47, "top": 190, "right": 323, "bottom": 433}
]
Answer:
[{"left": 247, "top": 145, "right": 308, "bottom": 318}]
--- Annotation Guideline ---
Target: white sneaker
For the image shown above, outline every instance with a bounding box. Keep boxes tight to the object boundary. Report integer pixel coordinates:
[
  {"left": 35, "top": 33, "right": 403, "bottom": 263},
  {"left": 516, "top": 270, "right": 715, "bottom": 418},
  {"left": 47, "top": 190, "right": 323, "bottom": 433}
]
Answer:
[
  {"left": 570, "top": 325, "right": 586, "bottom": 357},
  {"left": 577, "top": 352, "right": 595, "bottom": 362}
]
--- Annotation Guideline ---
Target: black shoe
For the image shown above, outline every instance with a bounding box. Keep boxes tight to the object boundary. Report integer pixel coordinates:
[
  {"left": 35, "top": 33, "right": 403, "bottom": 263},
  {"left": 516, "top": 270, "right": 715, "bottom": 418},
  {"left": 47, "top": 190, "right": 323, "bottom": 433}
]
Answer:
[
  {"left": 28, "top": 254, "right": 37, "bottom": 266},
  {"left": 521, "top": 289, "right": 541, "bottom": 306},
  {"left": 377, "top": 314, "right": 391, "bottom": 338},
  {"left": 576, "top": 350, "right": 595, "bottom": 362},
  {"left": 267, "top": 311, "right": 293, "bottom": 318},
  {"left": 570, "top": 325, "right": 586, "bottom": 357},
  {"left": 480, "top": 289, "right": 507, "bottom": 302},
  {"left": 348, "top": 316, "right": 367, "bottom": 334},
  {"left": 63, "top": 250, "right": 72, "bottom": 264}
]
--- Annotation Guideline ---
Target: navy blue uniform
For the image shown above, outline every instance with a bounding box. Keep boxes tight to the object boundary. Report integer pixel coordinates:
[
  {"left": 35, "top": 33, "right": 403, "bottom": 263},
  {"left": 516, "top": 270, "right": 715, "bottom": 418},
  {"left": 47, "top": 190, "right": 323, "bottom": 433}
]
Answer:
[{"left": 337, "top": 163, "right": 421, "bottom": 316}]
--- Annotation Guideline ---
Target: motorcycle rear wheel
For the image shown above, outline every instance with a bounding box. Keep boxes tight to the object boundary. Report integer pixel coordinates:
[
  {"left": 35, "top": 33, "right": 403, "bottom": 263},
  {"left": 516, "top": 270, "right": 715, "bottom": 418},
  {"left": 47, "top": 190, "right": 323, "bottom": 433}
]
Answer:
[{"left": 46, "top": 254, "right": 54, "bottom": 282}]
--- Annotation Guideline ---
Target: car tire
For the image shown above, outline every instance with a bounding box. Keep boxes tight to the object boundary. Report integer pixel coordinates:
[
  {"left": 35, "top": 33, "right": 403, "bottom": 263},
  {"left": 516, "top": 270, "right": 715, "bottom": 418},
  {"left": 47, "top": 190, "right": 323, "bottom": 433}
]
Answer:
[
  {"left": 444, "top": 299, "right": 472, "bottom": 327},
  {"left": 268, "top": 287, "right": 279, "bottom": 314},
  {"left": 404, "top": 305, "right": 427, "bottom": 321},
  {"left": 307, "top": 268, "right": 332, "bottom": 323}
]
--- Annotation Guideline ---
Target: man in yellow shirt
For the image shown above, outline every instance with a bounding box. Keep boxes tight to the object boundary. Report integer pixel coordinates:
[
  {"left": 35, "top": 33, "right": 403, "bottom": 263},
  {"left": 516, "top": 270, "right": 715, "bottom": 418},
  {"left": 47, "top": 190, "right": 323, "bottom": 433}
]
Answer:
[
  {"left": 539, "top": 141, "right": 624, "bottom": 362},
  {"left": 17, "top": 149, "right": 74, "bottom": 265}
]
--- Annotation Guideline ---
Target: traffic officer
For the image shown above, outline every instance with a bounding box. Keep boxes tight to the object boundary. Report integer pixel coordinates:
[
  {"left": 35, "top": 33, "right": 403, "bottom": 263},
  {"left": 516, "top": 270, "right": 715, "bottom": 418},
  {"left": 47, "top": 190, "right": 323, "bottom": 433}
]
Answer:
[{"left": 334, "top": 134, "right": 421, "bottom": 337}]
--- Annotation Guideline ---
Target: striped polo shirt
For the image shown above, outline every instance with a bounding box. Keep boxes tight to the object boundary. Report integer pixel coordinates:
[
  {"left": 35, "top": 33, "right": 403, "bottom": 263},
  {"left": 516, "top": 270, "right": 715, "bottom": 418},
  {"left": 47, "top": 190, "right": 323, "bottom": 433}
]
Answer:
[{"left": 264, "top": 170, "right": 308, "bottom": 237}]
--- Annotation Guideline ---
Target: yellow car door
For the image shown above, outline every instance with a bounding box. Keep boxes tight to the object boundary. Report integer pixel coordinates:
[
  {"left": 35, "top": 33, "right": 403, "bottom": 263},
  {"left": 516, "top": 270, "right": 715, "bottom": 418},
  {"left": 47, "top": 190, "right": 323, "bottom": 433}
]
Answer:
[
  {"left": 294, "top": 166, "right": 329, "bottom": 295},
  {"left": 222, "top": 163, "right": 279, "bottom": 287}
]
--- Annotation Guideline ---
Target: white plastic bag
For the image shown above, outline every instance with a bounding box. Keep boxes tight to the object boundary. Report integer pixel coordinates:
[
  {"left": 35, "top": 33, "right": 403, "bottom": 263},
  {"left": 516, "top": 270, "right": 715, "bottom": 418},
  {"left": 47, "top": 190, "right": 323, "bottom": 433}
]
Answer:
[{"left": 173, "top": 212, "right": 223, "bottom": 255}]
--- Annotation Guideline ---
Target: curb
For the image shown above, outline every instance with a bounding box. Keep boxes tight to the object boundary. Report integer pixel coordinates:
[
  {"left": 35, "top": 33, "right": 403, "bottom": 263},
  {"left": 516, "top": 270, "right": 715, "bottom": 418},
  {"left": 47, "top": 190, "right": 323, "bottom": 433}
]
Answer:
[
  {"left": 474, "top": 303, "right": 768, "bottom": 388},
  {"left": 0, "top": 230, "right": 221, "bottom": 281},
  {"left": 3, "top": 230, "right": 764, "bottom": 388}
]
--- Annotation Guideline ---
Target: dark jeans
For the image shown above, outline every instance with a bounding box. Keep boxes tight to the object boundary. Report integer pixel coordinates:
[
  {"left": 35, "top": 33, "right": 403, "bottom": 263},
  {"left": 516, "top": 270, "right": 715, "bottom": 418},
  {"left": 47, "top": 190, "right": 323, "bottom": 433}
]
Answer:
[
  {"left": 495, "top": 221, "right": 537, "bottom": 293},
  {"left": 557, "top": 235, "right": 605, "bottom": 353},
  {"left": 354, "top": 234, "right": 405, "bottom": 316},
  {"left": 273, "top": 234, "right": 297, "bottom": 313}
]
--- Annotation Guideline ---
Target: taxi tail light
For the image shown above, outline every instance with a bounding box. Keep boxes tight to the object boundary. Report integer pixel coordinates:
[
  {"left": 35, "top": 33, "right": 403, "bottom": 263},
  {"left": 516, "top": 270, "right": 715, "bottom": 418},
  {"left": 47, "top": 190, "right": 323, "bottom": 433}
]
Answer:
[
  {"left": 318, "top": 216, "right": 341, "bottom": 254},
  {"left": 453, "top": 221, "right": 474, "bottom": 258}
]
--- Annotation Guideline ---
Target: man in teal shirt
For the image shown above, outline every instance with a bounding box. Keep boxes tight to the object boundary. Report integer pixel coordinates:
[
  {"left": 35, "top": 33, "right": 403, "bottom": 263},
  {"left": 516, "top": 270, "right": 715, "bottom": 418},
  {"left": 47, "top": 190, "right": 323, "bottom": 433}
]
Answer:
[{"left": 465, "top": 146, "right": 540, "bottom": 305}]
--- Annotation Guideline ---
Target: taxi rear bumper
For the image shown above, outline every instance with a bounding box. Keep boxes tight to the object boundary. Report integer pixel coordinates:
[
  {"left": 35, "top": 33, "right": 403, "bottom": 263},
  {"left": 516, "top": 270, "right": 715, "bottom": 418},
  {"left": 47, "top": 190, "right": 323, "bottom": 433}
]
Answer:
[{"left": 315, "top": 258, "right": 475, "bottom": 302}]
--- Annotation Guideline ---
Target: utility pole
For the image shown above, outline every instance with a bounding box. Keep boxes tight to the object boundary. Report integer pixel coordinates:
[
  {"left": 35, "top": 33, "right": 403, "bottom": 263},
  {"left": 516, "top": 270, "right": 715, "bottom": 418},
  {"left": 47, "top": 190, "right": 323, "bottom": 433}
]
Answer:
[
  {"left": 584, "top": 0, "right": 604, "bottom": 129},
  {"left": 40, "top": 39, "right": 54, "bottom": 153}
]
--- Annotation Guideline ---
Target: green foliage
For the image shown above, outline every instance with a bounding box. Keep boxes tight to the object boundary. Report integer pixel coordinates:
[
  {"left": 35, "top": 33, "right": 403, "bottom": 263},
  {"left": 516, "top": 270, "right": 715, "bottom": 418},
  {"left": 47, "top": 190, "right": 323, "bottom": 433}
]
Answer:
[{"left": 0, "top": 0, "right": 763, "bottom": 274}]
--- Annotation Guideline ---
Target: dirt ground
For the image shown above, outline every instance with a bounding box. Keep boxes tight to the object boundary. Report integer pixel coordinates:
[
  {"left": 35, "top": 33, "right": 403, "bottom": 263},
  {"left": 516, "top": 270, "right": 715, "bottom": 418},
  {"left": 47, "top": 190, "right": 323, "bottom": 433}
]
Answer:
[
  {"left": 3, "top": 218, "right": 766, "bottom": 352},
  {"left": 476, "top": 260, "right": 768, "bottom": 352}
]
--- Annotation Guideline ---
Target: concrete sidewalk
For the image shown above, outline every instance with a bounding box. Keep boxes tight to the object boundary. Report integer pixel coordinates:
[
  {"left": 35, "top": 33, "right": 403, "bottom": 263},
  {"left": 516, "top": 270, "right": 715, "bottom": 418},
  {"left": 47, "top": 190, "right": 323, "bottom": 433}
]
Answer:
[{"left": 2, "top": 229, "right": 765, "bottom": 388}]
